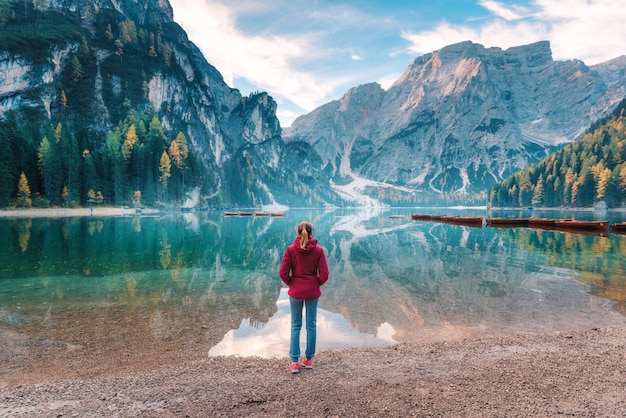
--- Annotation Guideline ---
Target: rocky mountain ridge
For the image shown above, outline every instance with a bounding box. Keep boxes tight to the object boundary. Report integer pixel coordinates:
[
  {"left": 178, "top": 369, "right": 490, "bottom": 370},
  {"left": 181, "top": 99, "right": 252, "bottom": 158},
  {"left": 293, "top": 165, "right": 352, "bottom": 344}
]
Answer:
[
  {"left": 284, "top": 41, "right": 626, "bottom": 204},
  {"left": 0, "top": 0, "right": 333, "bottom": 208}
]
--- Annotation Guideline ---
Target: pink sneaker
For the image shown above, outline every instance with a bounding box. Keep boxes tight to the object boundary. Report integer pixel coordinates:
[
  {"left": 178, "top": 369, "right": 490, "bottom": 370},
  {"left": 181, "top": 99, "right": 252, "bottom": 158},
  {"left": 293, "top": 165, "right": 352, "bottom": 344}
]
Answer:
[
  {"left": 290, "top": 362, "right": 300, "bottom": 374},
  {"left": 300, "top": 358, "right": 313, "bottom": 369}
]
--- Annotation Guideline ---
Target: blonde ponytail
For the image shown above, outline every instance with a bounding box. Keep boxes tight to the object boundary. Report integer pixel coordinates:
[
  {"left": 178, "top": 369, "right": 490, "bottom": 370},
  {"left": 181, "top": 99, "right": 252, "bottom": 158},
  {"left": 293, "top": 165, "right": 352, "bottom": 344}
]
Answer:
[{"left": 297, "top": 221, "right": 313, "bottom": 249}]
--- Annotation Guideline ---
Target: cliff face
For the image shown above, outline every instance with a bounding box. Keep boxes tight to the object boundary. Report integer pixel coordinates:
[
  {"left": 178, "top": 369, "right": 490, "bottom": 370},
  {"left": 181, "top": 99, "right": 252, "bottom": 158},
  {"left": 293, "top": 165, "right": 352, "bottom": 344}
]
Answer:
[
  {"left": 284, "top": 41, "right": 626, "bottom": 202},
  {"left": 0, "top": 0, "right": 332, "bottom": 208}
]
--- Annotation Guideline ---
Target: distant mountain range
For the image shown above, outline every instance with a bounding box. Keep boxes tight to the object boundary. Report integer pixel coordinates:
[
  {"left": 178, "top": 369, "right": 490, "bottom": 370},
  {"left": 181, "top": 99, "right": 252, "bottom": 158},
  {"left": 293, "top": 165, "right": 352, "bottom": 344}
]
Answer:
[
  {"left": 284, "top": 40, "right": 626, "bottom": 205},
  {"left": 1, "top": 0, "right": 625, "bottom": 208}
]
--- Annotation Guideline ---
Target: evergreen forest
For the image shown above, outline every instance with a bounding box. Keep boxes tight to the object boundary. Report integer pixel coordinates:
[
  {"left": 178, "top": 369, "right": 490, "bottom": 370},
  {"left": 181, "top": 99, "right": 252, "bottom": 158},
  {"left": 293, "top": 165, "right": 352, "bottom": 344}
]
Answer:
[
  {"left": 488, "top": 99, "right": 626, "bottom": 208},
  {"left": 0, "top": 1, "right": 202, "bottom": 208}
]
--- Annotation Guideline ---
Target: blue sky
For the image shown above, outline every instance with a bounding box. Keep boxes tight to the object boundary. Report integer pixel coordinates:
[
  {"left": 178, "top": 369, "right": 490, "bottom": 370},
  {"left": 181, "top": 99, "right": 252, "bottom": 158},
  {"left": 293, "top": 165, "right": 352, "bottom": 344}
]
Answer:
[{"left": 168, "top": 0, "right": 626, "bottom": 127}]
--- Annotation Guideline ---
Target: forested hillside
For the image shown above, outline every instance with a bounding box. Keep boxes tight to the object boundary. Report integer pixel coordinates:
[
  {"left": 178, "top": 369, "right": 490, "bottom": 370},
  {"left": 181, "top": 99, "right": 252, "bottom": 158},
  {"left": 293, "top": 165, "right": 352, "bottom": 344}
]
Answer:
[
  {"left": 0, "top": 2, "right": 200, "bottom": 208},
  {"left": 488, "top": 99, "right": 626, "bottom": 208},
  {"left": 0, "top": 0, "right": 337, "bottom": 210}
]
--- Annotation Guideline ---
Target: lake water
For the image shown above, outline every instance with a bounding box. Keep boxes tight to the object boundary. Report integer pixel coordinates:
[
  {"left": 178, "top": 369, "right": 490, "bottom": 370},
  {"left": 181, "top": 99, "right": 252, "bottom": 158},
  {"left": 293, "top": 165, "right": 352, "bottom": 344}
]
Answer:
[{"left": 1, "top": 208, "right": 626, "bottom": 384}]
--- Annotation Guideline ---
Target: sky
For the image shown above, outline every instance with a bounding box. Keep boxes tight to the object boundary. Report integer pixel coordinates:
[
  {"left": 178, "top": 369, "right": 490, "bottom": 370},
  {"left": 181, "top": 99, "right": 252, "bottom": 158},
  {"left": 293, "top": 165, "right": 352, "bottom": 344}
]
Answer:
[{"left": 168, "top": 0, "right": 626, "bottom": 128}]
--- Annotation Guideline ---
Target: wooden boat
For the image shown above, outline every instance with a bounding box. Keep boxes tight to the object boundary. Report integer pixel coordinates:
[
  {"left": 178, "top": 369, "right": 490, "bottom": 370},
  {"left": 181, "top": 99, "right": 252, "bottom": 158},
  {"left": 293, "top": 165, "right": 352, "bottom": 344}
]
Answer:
[
  {"left": 411, "top": 214, "right": 482, "bottom": 226},
  {"left": 254, "top": 212, "right": 270, "bottom": 217},
  {"left": 224, "top": 211, "right": 254, "bottom": 217},
  {"left": 555, "top": 220, "right": 608, "bottom": 231},
  {"left": 527, "top": 218, "right": 556, "bottom": 229},
  {"left": 610, "top": 222, "right": 626, "bottom": 233},
  {"left": 486, "top": 218, "right": 529, "bottom": 227},
  {"left": 270, "top": 212, "right": 285, "bottom": 217}
]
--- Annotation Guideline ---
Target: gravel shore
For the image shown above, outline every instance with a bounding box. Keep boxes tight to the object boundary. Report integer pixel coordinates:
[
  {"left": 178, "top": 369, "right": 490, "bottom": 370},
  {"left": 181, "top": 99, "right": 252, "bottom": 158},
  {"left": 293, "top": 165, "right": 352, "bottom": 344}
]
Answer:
[{"left": 2, "top": 327, "right": 625, "bottom": 417}]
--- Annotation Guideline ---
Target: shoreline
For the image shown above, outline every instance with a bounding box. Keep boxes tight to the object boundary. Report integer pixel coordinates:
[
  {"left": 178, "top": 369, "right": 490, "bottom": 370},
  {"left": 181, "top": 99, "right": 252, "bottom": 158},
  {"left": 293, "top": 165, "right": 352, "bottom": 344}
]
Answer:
[
  {"left": 1, "top": 205, "right": 625, "bottom": 219},
  {"left": 0, "top": 206, "right": 626, "bottom": 218},
  {"left": 1, "top": 327, "right": 625, "bottom": 417},
  {"left": 0, "top": 207, "right": 160, "bottom": 218}
]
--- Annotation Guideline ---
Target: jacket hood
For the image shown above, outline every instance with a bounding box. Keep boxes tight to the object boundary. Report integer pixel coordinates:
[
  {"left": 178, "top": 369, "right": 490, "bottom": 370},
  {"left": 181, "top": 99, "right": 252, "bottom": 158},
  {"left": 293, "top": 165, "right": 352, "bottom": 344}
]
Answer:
[{"left": 293, "top": 237, "right": 318, "bottom": 252}]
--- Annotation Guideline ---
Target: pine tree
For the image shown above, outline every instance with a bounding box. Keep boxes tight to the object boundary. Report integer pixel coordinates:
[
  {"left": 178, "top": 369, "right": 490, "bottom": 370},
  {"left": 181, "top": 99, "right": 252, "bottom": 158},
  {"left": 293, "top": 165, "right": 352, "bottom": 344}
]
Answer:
[
  {"left": 105, "top": 130, "right": 125, "bottom": 205},
  {"left": 619, "top": 165, "right": 626, "bottom": 201},
  {"left": 0, "top": 0, "right": 15, "bottom": 27},
  {"left": 82, "top": 149, "right": 98, "bottom": 203},
  {"left": 71, "top": 56, "right": 83, "bottom": 83},
  {"left": 168, "top": 132, "right": 188, "bottom": 170},
  {"left": 17, "top": 172, "right": 32, "bottom": 207},
  {"left": 37, "top": 134, "right": 63, "bottom": 204},
  {"left": 61, "top": 185, "right": 69, "bottom": 207},
  {"left": 61, "top": 90, "right": 68, "bottom": 109},
  {"left": 531, "top": 174, "right": 544, "bottom": 206},
  {"left": 133, "top": 190, "right": 141, "bottom": 207},
  {"left": 159, "top": 151, "right": 171, "bottom": 191},
  {"left": 87, "top": 189, "right": 96, "bottom": 206},
  {"left": 596, "top": 166, "right": 612, "bottom": 200},
  {"left": 0, "top": 127, "right": 14, "bottom": 206},
  {"left": 122, "top": 124, "right": 138, "bottom": 160}
]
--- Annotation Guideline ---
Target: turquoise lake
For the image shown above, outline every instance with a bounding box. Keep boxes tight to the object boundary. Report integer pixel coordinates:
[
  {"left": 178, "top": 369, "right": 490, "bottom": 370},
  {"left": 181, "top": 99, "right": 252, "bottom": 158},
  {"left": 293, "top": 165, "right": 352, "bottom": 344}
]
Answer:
[{"left": 1, "top": 208, "right": 626, "bottom": 385}]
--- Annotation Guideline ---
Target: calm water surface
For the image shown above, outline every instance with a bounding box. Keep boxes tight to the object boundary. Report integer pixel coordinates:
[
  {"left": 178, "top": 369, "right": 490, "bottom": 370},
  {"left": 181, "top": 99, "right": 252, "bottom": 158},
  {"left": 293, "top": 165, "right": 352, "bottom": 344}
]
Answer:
[{"left": 1, "top": 208, "right": 625, "bottom": 379}]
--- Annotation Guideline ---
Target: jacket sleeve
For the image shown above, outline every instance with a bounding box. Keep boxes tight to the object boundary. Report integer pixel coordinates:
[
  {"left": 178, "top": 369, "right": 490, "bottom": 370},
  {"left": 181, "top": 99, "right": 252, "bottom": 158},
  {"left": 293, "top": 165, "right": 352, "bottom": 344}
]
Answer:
[
  {"left": 279, "top": 247, "right": 292, "bottom": 285},
  {"left": 317, "top": 248, "right": 329, "bottom": 286}
]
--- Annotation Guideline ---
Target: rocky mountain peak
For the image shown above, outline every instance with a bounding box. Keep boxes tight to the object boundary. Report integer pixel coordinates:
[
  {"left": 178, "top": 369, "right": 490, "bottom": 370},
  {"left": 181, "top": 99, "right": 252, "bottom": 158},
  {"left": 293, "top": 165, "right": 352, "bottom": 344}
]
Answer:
[
  {"left": 35, "top": 0, "right": 174, "bottom": 25},
  {"left": 0, "top": 0, "right": 328, "bottom": 208},
  {"left": 284, "top": 40, "right": 626, "bottom": 204}
]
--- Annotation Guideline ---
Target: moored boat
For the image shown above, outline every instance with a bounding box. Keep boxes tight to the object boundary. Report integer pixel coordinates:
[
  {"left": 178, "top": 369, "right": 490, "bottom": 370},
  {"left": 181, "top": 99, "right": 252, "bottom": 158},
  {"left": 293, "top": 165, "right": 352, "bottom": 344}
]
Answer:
[
  {"left": 224, "top": 211, "right": 254, "bottom": 217},
  {"left": 486, "top": 218, "right": 529, "bottom": 227},
  {"left": 610, "top": 222, "right": 626, "bottom": 233},
  {"left": 411, "top": 214, "right": 483, "bottom": 226}
]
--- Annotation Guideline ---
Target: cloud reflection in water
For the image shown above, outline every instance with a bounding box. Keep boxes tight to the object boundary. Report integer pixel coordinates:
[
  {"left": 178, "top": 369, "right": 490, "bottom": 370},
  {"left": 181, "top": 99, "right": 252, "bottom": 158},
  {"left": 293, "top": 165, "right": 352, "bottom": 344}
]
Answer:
[{"left": 209, "top": 288, "right": 396, "bottom": 358}]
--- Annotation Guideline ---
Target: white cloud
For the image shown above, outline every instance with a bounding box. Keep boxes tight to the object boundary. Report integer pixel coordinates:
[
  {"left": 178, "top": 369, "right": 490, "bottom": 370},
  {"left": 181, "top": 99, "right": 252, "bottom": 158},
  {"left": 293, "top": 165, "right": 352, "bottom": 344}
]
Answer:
[
  {"left": 402, "top": 0, "right": 626, "bottom": 65},
  {"left": 532, "top": 0, "right": 626, "bottom": 64},
  {"left": 479, "top": 0, "right": 527, "bottom": 20},
  {"left": 401, "top": 20, "right": 548, "bottom": 57},
  {"left": 276, "top": 107, "right": 306, "bottom": 128},
  {"left": 168, "top": 0, "right": 626, "bottom": 128},
  {"left": 377, "top": 74, "right": 401, "bottom": 91},
  {"left": 169, "top": 0, "right": 335, "bottom": 112}
]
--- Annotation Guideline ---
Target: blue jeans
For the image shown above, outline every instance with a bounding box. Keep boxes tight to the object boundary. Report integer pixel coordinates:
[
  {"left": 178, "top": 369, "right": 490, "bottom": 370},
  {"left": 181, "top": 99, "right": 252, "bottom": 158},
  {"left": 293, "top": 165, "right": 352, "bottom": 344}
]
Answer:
[{"left": 289, "top": 297, "right": 319, "bottom": 363}]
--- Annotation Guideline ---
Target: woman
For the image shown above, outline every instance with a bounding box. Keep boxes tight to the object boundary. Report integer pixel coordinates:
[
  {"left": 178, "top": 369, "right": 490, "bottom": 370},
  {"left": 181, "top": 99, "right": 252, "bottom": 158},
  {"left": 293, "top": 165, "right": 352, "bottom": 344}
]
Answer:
[{"left": 279, "top": 221, "right": 329, "bottom": 374}]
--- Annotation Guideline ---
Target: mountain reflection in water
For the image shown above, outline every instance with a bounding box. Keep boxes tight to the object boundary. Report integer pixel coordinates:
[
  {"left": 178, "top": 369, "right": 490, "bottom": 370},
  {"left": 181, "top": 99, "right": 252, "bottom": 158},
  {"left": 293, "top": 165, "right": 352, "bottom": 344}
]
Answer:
[
  {"left": 209, "top": 288, "right": 395, "bottom": 358},
  {"left": 0, "top": 208, "right": 625, "bottom": 382}
]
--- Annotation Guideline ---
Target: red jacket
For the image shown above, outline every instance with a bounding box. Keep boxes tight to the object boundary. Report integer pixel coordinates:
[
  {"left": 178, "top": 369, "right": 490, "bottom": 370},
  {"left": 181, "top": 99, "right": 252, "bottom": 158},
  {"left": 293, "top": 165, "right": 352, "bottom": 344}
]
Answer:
[{"left": 279, "top": 237, "right": 329, "bottom": 299}]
